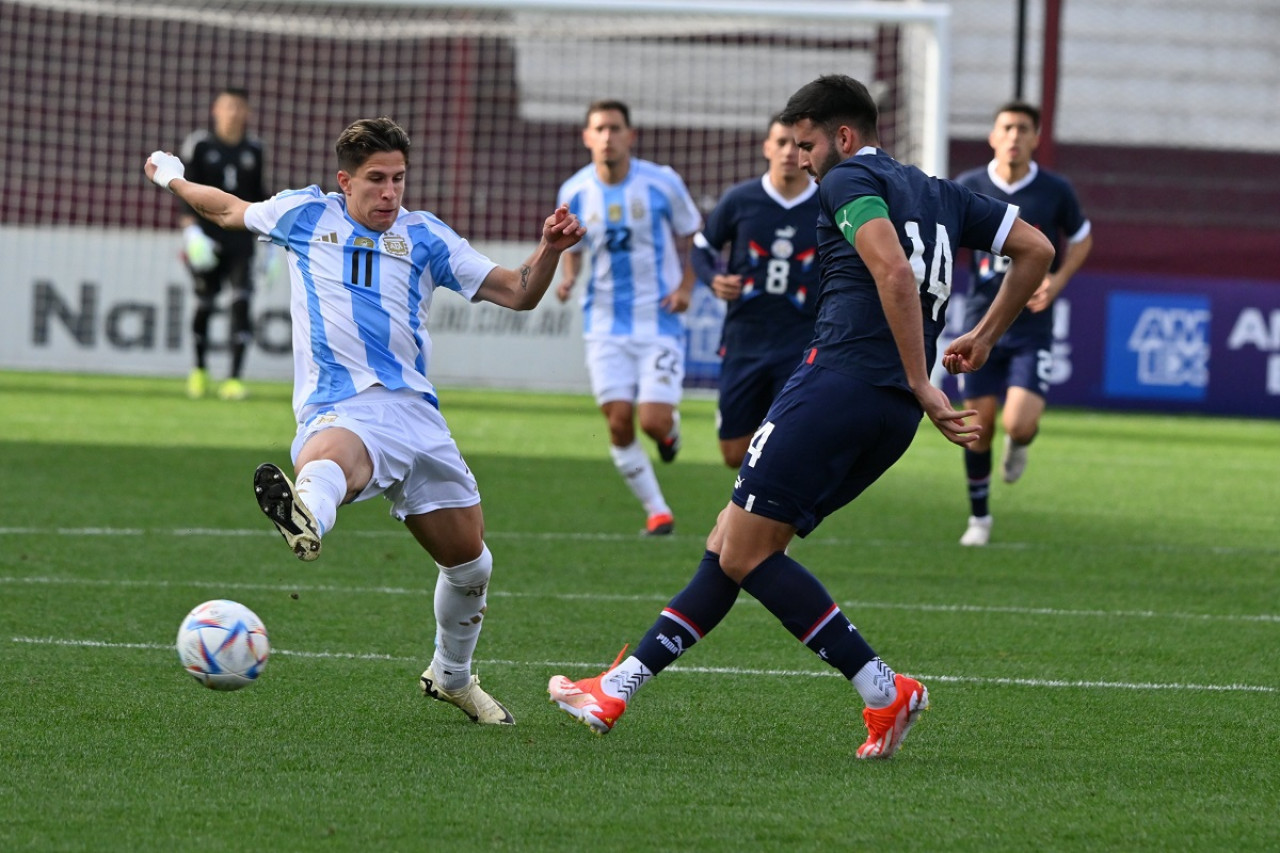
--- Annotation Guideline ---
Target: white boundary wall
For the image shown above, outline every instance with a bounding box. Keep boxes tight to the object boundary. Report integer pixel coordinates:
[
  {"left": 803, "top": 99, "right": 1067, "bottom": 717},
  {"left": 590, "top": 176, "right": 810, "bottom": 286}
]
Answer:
[{"left": 0, "top": 226, "right": 590, "bottom": 391}]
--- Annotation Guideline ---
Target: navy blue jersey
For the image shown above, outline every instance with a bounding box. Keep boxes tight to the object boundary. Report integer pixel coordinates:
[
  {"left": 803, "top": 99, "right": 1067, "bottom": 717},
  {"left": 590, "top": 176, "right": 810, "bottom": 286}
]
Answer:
[
  {"left": 695, "top": 175, "right": 821, "bottom": 358},
  {"left": 808, "top": 149, "right": 1018, "bottom": 393},
  {"left": 955, "top": 161, "right": 1087, "bottom": 342},
  {"left": 180, "top": 130, "right": 268, "bottom": 257}
]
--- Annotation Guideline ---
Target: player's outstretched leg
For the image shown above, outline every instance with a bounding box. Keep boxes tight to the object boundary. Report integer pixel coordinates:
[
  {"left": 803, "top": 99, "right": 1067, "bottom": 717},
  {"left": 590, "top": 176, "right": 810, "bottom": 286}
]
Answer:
[
  {"left": 253, "top": 462, "right": 321, "bottom": 561},
  {"left": 421, "top": 666, "right": 515, "bottom": 725}
]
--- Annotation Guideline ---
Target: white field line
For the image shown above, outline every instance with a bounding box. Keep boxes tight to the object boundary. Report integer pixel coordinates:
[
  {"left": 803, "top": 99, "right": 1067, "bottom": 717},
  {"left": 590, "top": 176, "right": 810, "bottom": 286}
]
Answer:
[
  {"left": 0, "top": 525, "right": 1276, "bottom": 557},
  {"left": 9, "top": 636, "right": 1276, "bottom": 694},
  {"left": 3, "top": 573, "right": 1279, "bottom": 625}
]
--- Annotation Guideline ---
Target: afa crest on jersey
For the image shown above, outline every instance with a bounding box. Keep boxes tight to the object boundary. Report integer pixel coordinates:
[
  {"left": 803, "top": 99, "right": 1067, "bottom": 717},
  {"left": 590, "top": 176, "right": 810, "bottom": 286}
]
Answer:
[{"left": 382, "top": 233, "right": 409, "bottom": 256}]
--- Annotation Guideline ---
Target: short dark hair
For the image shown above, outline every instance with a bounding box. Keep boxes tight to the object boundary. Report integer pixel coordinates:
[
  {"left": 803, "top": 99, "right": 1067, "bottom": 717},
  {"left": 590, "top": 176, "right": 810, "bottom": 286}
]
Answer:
[
  {"left": 767, "top": 111, "right": 792, "bottom": 133},
  {"left": 217, "top": 87, "right": 250, "bottom": 102},
  {"left": 994, "top": 100, "right": 1041, "bottom": 130},
  {"left": 585, "top": 99, "right": 631, "bottom": 127},
  {"left": 335, "top": 116, "right": 411, "bottom": 173},
  {"left": 778, "top": 74, "right": 879, "bottom": 141}
]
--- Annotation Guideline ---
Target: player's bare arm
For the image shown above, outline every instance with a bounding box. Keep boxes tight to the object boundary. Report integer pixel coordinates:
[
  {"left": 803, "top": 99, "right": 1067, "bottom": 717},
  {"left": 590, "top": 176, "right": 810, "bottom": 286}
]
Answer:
[
  {"left": 856, "top": 216, "right": 980, "bottom": 445},
  {"left": 555, "top": 250, "right": 582, "bottom": 302},
  {"left": 144, "top": 151, "right": 249, "bottom": 230},
  {"left": 1027, "top": 230, "right": 1092, "bottom": 313},
  {"left": 478, "top": 204, "right": 585, "bottom": 310},
  {"left": 659, "top": 234, "right": 698, "bottom": 313},
  {"left": 943, "top": 218, "right": 1055, "bottom": 374}
]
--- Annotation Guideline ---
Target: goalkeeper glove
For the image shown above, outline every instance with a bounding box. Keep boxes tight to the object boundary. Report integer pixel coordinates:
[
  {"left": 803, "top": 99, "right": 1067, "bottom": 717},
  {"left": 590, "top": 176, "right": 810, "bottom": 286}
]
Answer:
[
  {"left": 184, "top": 224, "right": 219, "bottom": 273},
  {"left": 148, "top": 150, "right": 185, "bottom": 190}
]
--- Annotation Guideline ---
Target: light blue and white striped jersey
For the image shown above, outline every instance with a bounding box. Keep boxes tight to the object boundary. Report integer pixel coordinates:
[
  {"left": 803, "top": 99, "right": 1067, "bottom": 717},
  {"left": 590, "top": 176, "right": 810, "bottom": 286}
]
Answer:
[
  {"left": 243, "top": 186, "right": 498, "bottom": 422},
  {"left": 557, "top": 158, "right": 702, "bottom": 340}
]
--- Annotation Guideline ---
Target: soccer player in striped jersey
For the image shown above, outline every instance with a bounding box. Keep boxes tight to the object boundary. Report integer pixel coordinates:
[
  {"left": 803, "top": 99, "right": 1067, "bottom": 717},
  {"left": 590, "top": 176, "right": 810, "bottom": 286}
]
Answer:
[
  {"left": 691, "top": 114, "right": 820, "bottom": 467},
  {"left": 556, "top": 100, "right": 703, "bottom": 536},
  {"left": 550, "top": 76, "right": 1054, "bottom": 758},
  {"left": 145, "top": 116, "right": 585, "bottom": 726},
  {"left": 954, "top": 101, "right": 1093, "bottom": 547}
]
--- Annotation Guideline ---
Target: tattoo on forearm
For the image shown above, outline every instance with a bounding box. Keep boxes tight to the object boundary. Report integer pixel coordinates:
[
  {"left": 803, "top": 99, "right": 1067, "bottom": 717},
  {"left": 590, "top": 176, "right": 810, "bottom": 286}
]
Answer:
[{"left": 519, "top": 265, "right": 531, "bottom": 291}]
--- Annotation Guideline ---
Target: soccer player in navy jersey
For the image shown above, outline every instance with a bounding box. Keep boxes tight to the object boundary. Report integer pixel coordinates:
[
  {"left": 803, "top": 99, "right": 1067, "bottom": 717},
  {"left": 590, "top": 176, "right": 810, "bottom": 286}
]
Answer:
[
  {"left": 146, "top": 116, "right": 585, "bottom": 726},
  {"left": 556, "top": 100, "right": 703, "bottom": 536},
  {"left": 692, "top": 114, "right": 820, "bottom": 468},
  {"left": 177, "top": 88, "right": 269, "bottom": 401},
  {"left": 549, "top": 75, "right": 1054, "bottom": 758},
  {"left": 955, "top": 101, "right": 1093, "bottom": 547}
]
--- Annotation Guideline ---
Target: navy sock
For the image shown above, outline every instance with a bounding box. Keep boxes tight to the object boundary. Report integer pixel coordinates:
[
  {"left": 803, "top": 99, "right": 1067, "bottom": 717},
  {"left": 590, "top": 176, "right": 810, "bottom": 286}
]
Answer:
[
  {"left": 965, "top": 448, "right": 992, "bottom": 517},
  {"left": 632, "top": 550, "right": 740, "bottom": 674},
  {"left": 738, "top": 551, "right": 876, "bottom": 679}
]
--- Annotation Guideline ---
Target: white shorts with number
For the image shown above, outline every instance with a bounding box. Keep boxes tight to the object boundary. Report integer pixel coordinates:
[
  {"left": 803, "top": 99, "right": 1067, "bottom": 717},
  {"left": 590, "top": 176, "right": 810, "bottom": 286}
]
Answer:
[
  {"left": 291, "top": 387, "right": 479, "bottom": 521},
  {"left": 584, "top": 336, "right": 685, "bottom": 406}
]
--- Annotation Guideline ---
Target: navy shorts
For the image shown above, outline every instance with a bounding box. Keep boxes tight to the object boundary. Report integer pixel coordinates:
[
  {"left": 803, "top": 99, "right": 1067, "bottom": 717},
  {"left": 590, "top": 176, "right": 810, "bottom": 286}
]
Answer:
[
  {"left": 959, "top": 339, "right": 1052, "bottom": 399},
  {"left": 730, "top": 362, "right": 922, "bottom": 537},
  {"left": 717, "top": 348, "right": 803, "bottom": 440}
]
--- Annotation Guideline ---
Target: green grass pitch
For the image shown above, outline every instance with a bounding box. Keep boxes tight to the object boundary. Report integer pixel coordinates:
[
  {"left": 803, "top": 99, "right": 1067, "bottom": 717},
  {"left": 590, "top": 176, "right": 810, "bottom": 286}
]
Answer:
[{"left": 1, "top": 370, "right": 1277, "bottom": 851}]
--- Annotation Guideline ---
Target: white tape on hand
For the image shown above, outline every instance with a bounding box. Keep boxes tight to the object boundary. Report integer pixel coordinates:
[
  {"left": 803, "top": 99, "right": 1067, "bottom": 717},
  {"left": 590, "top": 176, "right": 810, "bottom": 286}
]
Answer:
[{"left": 149, "top": 150, "right": 185, "bottom": 189}]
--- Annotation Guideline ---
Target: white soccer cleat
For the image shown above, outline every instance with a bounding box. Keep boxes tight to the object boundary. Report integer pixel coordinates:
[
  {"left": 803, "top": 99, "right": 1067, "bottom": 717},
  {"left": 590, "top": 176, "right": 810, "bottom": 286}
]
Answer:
[
  {"left": 959, "top": 515, "right": 992, "bottom": 547},
  {"left": 1001, "top": 435, "right": 1030, "bottom": 484},
  {"left": 421, "top": 666, "right": 515, "bottom": 725}
]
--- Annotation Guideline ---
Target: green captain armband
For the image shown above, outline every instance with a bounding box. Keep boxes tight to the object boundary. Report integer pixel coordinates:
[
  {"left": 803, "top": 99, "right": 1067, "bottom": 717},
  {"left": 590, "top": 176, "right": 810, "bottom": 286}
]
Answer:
[{"left": 834, "top": 196, "right": 889, "bottom": 246}]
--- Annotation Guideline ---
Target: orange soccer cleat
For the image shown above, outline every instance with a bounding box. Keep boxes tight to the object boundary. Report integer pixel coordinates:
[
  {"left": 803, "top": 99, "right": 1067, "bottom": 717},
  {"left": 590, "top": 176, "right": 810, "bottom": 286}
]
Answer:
[
  {"left": 856, "top": 674, "right": 930, "bottom": 760},
  {"left": 548, "top": 646, "right": 631, "bottom": 734}
]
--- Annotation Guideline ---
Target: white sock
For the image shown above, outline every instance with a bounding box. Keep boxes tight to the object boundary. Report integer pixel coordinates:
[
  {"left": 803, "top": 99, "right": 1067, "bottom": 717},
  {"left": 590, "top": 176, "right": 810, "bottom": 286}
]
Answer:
[
  {"left": 294, "top": 459, "right": 344, "bottom": 536},
  {"left": 599, "top": 655, "right": 653, "bottom": 703},
  {"left": 666, "top": 410, "right": 681, "bottom": 441},
  {"left": 852, "top": 658, "right": 898, "bottom": 709},
  {"left": 609, "top": 442, "right": 670, "bottom": 516},
  {"left": 431, "top": 545, "right": 492, "bottom": 691}
]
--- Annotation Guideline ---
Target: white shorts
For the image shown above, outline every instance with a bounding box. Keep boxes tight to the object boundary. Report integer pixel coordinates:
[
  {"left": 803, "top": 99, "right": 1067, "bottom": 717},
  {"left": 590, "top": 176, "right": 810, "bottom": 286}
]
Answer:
[
  {"left": 584, "top": 336, "right": 685, "bottom": 406},
  {"left": 291, "top": 387, "right": 479, "bottom": 521}
]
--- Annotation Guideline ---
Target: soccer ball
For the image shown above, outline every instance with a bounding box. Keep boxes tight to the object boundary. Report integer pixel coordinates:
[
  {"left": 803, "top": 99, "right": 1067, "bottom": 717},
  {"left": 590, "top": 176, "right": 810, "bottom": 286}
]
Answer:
[{"left": 176, "top": 599, "right": 270, "bottom": 690}]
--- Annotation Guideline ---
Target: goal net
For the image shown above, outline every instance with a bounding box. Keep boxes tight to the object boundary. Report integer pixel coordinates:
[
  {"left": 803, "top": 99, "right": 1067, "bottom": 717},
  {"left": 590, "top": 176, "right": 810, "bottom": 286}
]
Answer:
[
  {"left": 0, "top": 0, "right": 950, "bottom": 236},
  {"left": 0, "top": 0, "right": 948, "bottom": 386}
]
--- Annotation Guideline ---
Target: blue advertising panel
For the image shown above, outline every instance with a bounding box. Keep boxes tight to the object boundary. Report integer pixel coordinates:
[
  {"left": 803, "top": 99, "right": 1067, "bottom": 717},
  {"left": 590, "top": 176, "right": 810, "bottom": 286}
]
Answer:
[
  {"left": 1102, "top": 291, "right": 1210, "bottom": 402},
  {"left": 937, "top": 272, "right": 1280, "bottom": 418},
  {"left": 683, "top": 283, "right": 727, "bottom": 390}
]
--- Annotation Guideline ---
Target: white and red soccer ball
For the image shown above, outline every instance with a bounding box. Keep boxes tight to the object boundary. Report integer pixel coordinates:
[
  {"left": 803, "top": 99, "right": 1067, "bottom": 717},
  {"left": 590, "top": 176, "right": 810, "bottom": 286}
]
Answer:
[{"left": 176, "top": 599, "right": 270, "bottom": 690}]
